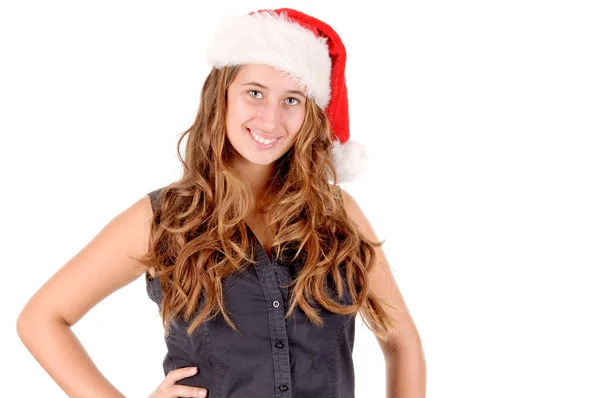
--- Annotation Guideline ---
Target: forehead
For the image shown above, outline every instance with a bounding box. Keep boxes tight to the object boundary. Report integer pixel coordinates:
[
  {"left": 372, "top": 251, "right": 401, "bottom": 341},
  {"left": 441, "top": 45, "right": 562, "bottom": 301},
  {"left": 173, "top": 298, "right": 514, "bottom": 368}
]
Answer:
[{"left": 233, "top": 64, "right": 307, "bottom": 94}]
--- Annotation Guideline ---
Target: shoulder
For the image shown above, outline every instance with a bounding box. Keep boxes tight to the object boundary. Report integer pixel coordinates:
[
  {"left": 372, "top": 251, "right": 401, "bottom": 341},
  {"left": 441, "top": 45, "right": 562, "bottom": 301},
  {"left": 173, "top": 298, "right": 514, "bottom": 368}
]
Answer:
[
  {"left": 338, "top": 187, "right": 355, "bottom": 207},
  {"left": 335, "top": 187, "right": 381, "bottom": 245},
  {"left": 327, "top": 184, "right": 357, "bottom": 212},
  {"left": 338, "top": 187, "right": 364, "bottom": 223},
  {"left": 18, "top": 193, "right": 155, "bottom": 328}
]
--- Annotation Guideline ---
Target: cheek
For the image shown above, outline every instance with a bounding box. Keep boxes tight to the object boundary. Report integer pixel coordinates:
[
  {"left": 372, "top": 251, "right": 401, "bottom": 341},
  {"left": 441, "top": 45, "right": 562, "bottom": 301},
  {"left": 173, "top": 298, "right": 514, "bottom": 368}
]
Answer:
[
  {"left": 224, "top": 112, "right": 233, "bottom": 140},
  {"left": 288, "top": 111, "right": 306, "bottom": 136},
  {"left": 227, "top": 99, "right": 254, "bottom": 124},
  {"left": 225, "top": 100, "right": 244, "bottom": 134}
]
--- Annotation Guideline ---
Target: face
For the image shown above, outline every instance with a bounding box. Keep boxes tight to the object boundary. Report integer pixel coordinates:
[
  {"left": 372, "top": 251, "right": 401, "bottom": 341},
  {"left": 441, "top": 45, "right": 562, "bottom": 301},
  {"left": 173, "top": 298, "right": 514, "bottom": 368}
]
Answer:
[{"left": 225, "top": 64, "right": 307, "bottom": 167}]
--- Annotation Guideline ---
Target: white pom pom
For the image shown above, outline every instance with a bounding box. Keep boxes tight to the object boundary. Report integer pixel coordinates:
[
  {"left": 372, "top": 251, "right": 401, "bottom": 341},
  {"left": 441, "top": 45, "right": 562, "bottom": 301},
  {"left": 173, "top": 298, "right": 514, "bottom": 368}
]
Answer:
[{"left": 330, "top": 139, "right": 368, "bottom": 183}]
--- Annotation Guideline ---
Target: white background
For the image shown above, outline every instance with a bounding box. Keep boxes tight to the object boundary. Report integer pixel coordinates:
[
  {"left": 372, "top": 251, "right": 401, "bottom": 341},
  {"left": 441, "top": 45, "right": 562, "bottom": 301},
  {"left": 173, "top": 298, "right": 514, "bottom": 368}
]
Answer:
[{"left": 2, "top": 0, "right": 599, "bottom": 397}]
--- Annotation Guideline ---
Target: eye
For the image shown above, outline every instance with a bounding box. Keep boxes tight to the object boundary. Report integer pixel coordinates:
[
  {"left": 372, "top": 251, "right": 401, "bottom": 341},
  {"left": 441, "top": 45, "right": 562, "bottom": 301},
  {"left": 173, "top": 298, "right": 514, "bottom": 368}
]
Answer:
[
  {"left": 248, "top": 90, "right": 263, "bottom": 99},
  {"left": 285, "top": 97, "right": 300, "bottom": 106}
]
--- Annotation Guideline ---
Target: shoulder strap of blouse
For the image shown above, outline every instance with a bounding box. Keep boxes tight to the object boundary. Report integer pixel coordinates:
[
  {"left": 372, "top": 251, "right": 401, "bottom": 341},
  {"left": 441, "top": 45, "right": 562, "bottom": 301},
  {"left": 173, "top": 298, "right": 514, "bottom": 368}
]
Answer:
[{"left": 147, "top": 188, "right": 163, "bottom": 215}]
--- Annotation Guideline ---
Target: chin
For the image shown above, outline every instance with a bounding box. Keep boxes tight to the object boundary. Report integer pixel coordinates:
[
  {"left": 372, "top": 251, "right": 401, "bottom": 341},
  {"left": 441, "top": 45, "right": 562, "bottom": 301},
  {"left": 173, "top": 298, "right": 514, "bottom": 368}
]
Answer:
[
  {"left": 243, "top": 152, "right": 279, "bottom": 166},
  {"left": 239, "top": 143, "right": 289, "bottom": 166}
]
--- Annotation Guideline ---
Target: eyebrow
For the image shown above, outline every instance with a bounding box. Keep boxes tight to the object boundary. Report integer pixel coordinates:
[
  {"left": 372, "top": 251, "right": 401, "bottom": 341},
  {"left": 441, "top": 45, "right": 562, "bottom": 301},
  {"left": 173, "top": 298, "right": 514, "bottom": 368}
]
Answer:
[{"left": 242, "top": 81, "right": 306, "bottom": 98}]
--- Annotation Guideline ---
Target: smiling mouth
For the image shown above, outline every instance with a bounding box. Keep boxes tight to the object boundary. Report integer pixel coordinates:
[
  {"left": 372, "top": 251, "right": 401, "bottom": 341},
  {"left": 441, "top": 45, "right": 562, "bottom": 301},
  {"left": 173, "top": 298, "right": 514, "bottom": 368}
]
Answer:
[{"left": 247, "top": 128, "right": 281, "bottom": 145}]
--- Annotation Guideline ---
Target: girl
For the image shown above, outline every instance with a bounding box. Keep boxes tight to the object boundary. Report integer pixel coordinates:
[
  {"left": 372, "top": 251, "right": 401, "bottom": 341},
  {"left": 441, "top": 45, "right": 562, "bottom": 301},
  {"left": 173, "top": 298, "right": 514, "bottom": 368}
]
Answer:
[{"left": 17, "top": 8, "right": 426, "bottom": 398}]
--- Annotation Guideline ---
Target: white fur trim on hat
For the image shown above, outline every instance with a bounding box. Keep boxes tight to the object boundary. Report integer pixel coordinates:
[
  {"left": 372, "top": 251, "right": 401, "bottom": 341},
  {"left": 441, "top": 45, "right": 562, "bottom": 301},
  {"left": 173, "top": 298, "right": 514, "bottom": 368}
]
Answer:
[
  {"left": 205, "top": 10, "right": 332, "bottom": 108},
  {"left": 331, "top": 140, "right": 367, "bottom": 183}
]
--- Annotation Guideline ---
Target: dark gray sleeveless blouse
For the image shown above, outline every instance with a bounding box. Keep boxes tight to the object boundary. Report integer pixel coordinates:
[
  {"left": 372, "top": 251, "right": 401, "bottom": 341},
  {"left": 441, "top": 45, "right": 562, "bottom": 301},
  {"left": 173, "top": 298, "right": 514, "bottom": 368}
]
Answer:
[{"left": 145, "top": 188, "right": 356, "bottom": 397}]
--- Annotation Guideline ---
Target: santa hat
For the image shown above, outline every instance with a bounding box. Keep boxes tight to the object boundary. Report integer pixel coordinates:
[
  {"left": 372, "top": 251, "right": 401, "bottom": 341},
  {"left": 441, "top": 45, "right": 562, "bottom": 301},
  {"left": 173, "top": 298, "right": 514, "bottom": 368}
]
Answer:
[{"left": 205, "top": 8, "right": 366, "bottom": 183}]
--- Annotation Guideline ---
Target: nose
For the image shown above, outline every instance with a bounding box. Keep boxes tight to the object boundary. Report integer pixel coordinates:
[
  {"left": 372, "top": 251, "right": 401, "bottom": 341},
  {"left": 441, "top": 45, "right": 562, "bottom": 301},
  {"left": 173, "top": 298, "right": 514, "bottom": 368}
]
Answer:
[{"left": 255, "top": 100, "right": 282, "bottom": 132}]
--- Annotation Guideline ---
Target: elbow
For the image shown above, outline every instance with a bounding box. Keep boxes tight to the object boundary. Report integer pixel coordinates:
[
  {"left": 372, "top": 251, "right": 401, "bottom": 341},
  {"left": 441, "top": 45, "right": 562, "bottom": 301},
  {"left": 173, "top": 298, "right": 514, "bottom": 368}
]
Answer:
[
  {"left": 381, "top": 330, "right": 425, "bottom": 361},
  {"left": 16, "top": 308, "right": 66, "bottom": 344},
  {"left": 382, "top": 336, "right": 427, "bottom": 371},
  {"left": 16, "top": 309, "right": 40, "bottom": 343},
  {"left": 16, "top": 311, "right": 33, "bottom": 345}
]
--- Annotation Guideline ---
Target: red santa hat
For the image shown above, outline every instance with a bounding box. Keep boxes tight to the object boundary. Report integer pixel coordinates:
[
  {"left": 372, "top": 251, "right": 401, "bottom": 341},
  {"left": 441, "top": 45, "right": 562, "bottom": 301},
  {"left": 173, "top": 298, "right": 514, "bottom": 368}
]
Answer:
[{"left": 205, "top": 8, "right": 366, "bottom": 183}]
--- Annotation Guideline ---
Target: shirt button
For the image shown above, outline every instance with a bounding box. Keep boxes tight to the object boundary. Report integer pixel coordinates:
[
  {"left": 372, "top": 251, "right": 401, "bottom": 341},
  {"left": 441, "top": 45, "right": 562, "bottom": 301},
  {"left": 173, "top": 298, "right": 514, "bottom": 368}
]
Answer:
[
  {"left": 275, "top": 340, "right": 285, "bottom": 348},
  {"left": 272, "top": 300, "right": 280, "bottom": 308},
  {"left": 278, "top": 384, "right": 289, "bottom": 392}
]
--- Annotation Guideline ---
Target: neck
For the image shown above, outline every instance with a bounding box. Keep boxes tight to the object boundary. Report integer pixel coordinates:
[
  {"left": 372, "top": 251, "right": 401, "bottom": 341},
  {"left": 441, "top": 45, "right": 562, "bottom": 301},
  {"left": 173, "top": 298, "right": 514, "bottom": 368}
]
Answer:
[{"left": 231, "top": 154, "right": 274, "bottom": 213}]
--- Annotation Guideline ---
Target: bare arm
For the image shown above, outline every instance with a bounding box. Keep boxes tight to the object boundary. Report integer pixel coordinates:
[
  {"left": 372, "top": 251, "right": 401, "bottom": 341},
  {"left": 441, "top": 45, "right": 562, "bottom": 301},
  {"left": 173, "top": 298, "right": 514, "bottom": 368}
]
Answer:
[
  {"left": 383, "top": 344, "right": 427, "bottom": 398},
  {"left": 340, "top": 189, "right": 427, "bottom": 398},
  {"left": 16, "top": 195, "right": 154, "bottom": 397}
]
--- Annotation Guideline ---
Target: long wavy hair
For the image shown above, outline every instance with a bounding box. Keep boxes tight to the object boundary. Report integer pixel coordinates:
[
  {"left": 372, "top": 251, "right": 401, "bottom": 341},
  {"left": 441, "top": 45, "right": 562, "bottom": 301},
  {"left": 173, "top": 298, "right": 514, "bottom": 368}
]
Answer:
[{"left": 135, "top": 65, "right": 396, "bottom": 342}]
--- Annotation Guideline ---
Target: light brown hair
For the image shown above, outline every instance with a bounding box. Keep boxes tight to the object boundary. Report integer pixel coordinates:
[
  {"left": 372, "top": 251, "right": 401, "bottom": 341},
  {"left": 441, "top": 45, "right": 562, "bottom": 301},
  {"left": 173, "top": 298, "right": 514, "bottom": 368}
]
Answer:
[{"left": 135, "top": 66, "right": 395, "bottom": 342}]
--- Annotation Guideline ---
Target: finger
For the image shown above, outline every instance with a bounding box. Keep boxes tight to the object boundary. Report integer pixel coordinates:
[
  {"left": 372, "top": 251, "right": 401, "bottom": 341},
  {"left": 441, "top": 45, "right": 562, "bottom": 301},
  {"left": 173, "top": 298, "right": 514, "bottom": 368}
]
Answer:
[
  {"left": 169, "top": 385, "right": 208, "bottom": 397},
  {"left": 158, "top": 366, "right": 198, "bottom": 388}
]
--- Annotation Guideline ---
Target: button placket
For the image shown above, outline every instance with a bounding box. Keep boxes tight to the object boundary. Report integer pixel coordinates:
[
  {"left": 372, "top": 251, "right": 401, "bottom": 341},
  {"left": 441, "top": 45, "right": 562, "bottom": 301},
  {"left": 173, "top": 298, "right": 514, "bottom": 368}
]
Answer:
[
  {"left": 249, "top": 237, "right": 293, "bottom": 396},
  {"left": 268, "top": 286, "right": 292, "bottom": 396}
]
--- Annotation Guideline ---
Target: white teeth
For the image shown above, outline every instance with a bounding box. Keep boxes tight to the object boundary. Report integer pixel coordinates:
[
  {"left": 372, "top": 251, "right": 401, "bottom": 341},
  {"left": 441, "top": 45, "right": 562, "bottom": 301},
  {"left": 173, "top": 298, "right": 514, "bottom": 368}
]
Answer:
[{"left": 250, "top": 129, "right": 277, "bottom": 145}]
